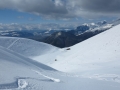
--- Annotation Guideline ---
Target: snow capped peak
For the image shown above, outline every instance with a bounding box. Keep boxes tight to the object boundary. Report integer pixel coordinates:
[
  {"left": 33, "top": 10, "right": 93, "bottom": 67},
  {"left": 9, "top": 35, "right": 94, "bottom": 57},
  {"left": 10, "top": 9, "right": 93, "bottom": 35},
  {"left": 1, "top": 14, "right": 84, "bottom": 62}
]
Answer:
[
  {"left": 90, "top": 23, "right": 95, "bottom": 26},
  {"left": 102, "top": 24, "right": 113, "bottom": 29},
  {"left": 57, "top": 32, "right": 62, "bottom": 36},
  {"left": 97, "top": 20, "right": 107, "bottom": 26},
  {"left": 82, "top": 23, "right": 89, "bottom": 26}
]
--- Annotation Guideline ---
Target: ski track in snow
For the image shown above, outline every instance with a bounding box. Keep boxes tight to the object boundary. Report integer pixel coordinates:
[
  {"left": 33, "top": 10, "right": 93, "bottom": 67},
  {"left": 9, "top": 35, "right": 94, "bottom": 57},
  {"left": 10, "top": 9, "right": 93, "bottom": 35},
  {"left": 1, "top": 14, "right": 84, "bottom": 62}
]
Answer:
[
  {"left": 0, "top": 69, "right": 60, "bottom": 90},
  {"left": 88, "top": 74, "right": 120, "bottom": 83},
  {"left": 65, "top": 73, "right": 120, "bottom": 83},
  {"left": 32, "top": 69, "right": 60, "bottom": 83},
  {"left": 7, "top": 39, "right": 20, "bottom": 49}
]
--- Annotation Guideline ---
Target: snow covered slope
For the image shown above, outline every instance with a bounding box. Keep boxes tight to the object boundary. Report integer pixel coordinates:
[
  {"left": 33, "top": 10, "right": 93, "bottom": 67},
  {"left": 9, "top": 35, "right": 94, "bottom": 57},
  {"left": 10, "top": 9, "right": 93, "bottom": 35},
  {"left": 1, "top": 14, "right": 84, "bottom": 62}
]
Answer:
[
  {"left": 33, "top": 24, "right": 120, "bottom": 74},
  {"left": 0, "top": 46, "right": 60, "bottom": 89},
  {"left": 1, "top": 46, "right": 120, "bottom": 90},
  {"left": 1, "top": 24, "right": 120, "bottom": 90},
  {"left": 52, "top": 23, "right": 120, "bottom": 72},
  {"left": 0, "top": 37, "right": 58, "bottom": 57}
]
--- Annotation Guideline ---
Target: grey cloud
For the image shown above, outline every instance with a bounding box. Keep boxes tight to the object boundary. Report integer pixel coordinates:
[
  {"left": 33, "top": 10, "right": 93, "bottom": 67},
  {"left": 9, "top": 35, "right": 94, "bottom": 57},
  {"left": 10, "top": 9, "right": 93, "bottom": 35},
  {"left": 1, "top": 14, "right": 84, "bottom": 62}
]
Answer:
[
  {"left": 77, "top": 0, "right": 120, "bottom": 13},
  {"left": 0, "top": 0, "right": 120, "bottom": 19},
  {"left": 0, "top": 0, "right": 70, "bottom": 19}
]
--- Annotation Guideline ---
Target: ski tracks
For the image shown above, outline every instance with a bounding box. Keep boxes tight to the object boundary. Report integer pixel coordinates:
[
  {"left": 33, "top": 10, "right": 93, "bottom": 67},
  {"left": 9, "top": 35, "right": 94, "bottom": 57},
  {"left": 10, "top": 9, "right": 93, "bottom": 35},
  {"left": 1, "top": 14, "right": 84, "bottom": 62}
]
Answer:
[
  {"left": 7, "top": 38, "right": 20, "bottom": 49},
  {"left": 0, "top": 69, "right": 60, "bottom": 90},
  {"left": 32, "top": 69, "right": 61, "bottom": 83}
]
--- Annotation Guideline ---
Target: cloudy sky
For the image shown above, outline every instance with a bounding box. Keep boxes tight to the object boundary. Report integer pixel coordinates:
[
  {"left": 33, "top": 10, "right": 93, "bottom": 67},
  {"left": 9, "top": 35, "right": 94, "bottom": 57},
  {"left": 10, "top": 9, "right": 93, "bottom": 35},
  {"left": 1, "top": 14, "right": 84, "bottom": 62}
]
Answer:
[{"left": 0, "top": 0, "right": 120, "bottom": 30}]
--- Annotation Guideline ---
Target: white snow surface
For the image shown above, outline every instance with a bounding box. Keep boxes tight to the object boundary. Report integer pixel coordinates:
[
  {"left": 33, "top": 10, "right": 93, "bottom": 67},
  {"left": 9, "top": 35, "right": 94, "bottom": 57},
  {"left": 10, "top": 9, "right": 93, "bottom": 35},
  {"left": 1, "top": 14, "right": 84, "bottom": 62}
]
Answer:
[
  {"left": 51, "top": 24, "right": 120, "bottom": 72},
  {"left": 32, "top": 24, "right": 120, "bottom": 86},
  {"left": 0, "top": 37, "right": 58, "bottom": 57},
  {"left": 1, "top": 46, "right": 119, "bottom": 90},
  {"left": 85, "top": 23, "right": 113, "bottom": 33},
  {"left": 1, "top": 24, "right": 120, "bottom": 90},
  {"left": 32, "top": 24, "right": 120, "bottom": 73},
  {"left": 80, "top": 19, "right": 120, "bottom": 35}
]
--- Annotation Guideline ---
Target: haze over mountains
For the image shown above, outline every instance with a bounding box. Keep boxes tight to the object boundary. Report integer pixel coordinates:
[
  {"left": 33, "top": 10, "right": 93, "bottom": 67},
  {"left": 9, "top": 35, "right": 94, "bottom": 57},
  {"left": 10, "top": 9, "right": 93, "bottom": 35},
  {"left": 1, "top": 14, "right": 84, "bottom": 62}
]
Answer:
[{"left": 1, "top": 19, "right": 119, "bottom": 48}]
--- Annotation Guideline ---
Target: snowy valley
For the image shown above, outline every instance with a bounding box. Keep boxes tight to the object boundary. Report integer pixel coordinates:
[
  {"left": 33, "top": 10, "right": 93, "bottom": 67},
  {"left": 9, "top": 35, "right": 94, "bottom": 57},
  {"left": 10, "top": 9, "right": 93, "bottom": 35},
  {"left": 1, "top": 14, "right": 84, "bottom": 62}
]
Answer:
[{"left": 0, "top": 24, "right": 120, "bottom": 90}]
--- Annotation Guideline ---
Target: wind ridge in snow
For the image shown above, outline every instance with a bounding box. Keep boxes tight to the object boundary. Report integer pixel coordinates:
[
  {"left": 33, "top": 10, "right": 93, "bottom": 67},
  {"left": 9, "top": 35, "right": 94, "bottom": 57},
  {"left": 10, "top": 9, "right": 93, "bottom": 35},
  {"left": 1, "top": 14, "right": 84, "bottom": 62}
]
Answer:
[{"left": 32, "top": 69, "right": 60, "bottom": 83}]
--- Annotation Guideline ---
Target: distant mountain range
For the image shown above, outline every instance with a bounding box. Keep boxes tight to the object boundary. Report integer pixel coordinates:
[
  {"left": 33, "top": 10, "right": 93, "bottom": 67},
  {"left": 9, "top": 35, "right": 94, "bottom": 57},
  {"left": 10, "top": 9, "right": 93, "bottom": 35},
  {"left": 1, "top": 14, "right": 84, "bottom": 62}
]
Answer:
[
  {"left": 42, "top": 20, "right": 114, "bottom": 48},
  {"left": 43, "top": 31, "right": 78, "bottom": 48},
  {"left": 0, "top": 19, "right": 120, "bottom": 48}
]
